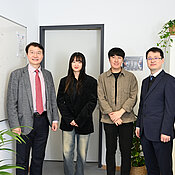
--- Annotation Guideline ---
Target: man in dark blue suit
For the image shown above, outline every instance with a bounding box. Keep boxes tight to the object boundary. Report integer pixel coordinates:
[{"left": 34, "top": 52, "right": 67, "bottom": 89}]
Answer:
[{"left": 136, "top": 47, "right": 175, "bottom": 175}]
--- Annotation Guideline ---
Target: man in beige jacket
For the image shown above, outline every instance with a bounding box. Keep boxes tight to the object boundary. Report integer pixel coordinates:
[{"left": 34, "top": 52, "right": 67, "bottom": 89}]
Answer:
[{"left": 98, "top": 47, "right": 138, "bottom": 175}]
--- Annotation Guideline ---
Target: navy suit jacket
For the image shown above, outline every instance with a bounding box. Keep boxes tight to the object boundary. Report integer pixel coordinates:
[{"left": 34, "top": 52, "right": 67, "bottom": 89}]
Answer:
[{"left": 136, "top": 70, "right": 175, "bottom": 141}]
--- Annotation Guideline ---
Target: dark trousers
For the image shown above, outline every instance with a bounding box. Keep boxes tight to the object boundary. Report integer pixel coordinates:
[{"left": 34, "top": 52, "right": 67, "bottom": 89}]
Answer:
[
  {"left": 104, "top": 122, "right": 133, "bottom": 175},
  {"left": 16, "top": 112, "right": 49, "bottom": 175},
  {"left": 141, "top": 134, "right": 173, "bottom": 175}
]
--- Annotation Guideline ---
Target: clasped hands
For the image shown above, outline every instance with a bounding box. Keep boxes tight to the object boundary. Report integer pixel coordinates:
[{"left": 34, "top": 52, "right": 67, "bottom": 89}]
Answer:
[
  {"left": 109, "top": 108, "right": 125, "bottom": 126},
  {"left": 70, "top": 120, "right": 78, "bottom": 127}
]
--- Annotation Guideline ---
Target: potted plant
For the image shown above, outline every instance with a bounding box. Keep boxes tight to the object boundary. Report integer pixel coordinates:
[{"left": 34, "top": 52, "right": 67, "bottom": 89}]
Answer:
[
  {"left": 157, "top": 19, "right": 175, "bottom": 53},
  {"left": 130, "top": 122, "right": 147, "bottom": 175},
  {"left": 0, "top": 128, "right": 25, "bottom": 175}
]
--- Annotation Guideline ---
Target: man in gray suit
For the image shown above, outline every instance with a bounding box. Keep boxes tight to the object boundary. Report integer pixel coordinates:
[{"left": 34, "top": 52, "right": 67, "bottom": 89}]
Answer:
[{"left": 7, "top": 42, "right": 59, "bottom": 175}]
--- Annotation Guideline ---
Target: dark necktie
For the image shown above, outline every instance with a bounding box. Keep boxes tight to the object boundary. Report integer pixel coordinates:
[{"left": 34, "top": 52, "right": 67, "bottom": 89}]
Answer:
[
  {"left": 35, "top": 69, "right": 43, "bottom": 114},
  {"left": 148, "top": 76, "right": 155, "bottom": 90},
  {"left": 150, "top": 76, "right": 154, "bottom": 81}
]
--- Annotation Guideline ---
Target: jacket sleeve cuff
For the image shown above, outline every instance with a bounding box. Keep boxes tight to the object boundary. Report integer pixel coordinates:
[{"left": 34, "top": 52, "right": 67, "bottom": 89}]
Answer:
[{"left": 122, "top": 105, "right": 132, "bottom": 113}]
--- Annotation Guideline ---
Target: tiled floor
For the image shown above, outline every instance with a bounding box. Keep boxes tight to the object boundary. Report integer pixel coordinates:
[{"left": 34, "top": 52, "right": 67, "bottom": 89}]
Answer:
[{"left": 43, "top": 161, "right": 120, "bottom": 175}]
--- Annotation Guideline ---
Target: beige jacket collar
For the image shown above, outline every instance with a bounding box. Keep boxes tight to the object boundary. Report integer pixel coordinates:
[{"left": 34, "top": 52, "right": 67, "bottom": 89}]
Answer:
[{"left": 106, "top": 68, "right": 126, "bottom": 77}]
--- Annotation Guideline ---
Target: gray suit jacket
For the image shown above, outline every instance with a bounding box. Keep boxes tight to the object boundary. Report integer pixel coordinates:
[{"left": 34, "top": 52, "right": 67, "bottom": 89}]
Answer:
[{"left": 7, "top": 65, "right": 59, "bottom": 135}]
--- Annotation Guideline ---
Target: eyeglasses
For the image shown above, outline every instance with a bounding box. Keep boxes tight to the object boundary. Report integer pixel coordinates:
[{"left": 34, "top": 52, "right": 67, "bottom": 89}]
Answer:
[
  {"left": 147, "top": 57, "right": 162, "bottom": 61},
  {"left": 28, "top": 51, "right": 42, "bottom": 56}
]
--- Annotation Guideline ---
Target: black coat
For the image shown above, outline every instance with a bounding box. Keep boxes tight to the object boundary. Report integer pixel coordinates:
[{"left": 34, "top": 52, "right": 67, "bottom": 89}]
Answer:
[{"left": 57, "top": 75, "right": 97, "bottom": 134}]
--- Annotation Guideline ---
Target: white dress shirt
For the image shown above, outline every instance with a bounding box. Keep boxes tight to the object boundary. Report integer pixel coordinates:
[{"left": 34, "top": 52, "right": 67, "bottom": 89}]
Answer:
[{"left": 28, "top": 64, "right": 46, "bottom": 112}]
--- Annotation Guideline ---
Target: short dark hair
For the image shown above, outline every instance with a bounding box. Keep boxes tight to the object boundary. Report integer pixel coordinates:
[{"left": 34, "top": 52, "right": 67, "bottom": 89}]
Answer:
[
  {"left": 146, "top": 47, "right": 164, "bottom": 59},
  {"left": 108, "top": 47, "right": 125, "bottom": 59},
  {"left": 25, "top": 42, "right": 44, "bottom": 55}
]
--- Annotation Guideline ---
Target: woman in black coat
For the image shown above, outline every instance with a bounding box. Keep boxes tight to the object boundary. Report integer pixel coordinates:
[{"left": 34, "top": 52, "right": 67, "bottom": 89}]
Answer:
[{"left": 57, "top": 52, "right": 97, "bottom": 175}]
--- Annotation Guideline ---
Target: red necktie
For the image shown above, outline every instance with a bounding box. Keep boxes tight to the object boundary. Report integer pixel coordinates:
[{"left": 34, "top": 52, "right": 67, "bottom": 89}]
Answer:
[{"left": 35, "top": 69, "right": 43, "bottom": 114}]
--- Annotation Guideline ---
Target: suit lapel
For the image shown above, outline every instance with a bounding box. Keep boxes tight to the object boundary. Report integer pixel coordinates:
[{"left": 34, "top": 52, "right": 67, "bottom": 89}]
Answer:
[
  {"left": 23, "top": 65, "right": 33, "bottom": 111},
  {"left": 143, "top": 70, "right": 165, "bottom": 101},
  {"left": 142, "top": 77, "right": 149, "bottom": 98},
  {"left": 42, "top": 68, "right": 49, "bottom": 101}
]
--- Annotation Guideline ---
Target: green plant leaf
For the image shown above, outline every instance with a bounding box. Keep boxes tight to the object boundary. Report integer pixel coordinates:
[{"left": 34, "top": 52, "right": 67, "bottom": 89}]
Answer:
[
  {"left": 0, "top": 171, "right": 12, "bottom": 175},
  {"left": 11, "top": 126, "right": 33, "bottom": 130},
  {"left": 4, "top": 131, "right": 25, "bottom": 144},
  {"left": 0, "top": 160, "right": 12, "bottom": 163},
  {"left": 157, "top": 19, "right": 175, "bottom": 53},
  {"left": 0, "top": 139, "right": 15, "bottom": 146},
  {"left": 0, "top": 129, "right": 7, "bottom": 134},
  {"left": 0, "top": 128, "right": 26, "bottom": 173},
  {"left": 0, "top": 148, "right": 15, "bottom": 153},
  {"left": 0, "top": 165, "right": 24, "bottom": 170},
  {"left": 0, "top": 134, "right": 3, "bottom": 143},
  {"left": 131, "top": 121, "right": 145, "bottom": 167}
]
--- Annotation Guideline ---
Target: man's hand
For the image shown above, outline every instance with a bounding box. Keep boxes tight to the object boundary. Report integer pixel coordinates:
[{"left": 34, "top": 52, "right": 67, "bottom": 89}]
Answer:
[
  {"left": 161, "top": 134, "right": 170, "bottom": 143},
  {"left": 109, "top": 108, "right": 125, "bottom": 123},
  {"left": 70, "top": 120, "right": 78, "bottom": 127},
  {"left": 115, "top": 118, "right": 123, "bottom": 126},
  {"left": 52, "top": 122, "right": 58, "bottom": 131},
  {"left": 135, "top": 127, "right": 140, "bottom": 138},
  {"left": 12, "top": 128, "right": 21, "bottom": 135}
]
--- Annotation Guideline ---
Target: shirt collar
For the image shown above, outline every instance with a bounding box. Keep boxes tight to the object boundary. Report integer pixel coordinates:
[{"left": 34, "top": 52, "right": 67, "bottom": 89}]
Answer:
[
  {"left": 151, "top": 69, "right": 162, "bottom": 78},
  {"left": 106, "top": 67, "right": 126, "bottom": 77},
  {"left": 28, "top": 64, "right": 41, "bottom": 73}
]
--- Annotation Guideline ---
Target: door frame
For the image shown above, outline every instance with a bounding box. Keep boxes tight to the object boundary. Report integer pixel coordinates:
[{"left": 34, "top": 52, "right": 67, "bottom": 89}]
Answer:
[{"left": 40, "top": 24, "right": 104, "bottom": 167}]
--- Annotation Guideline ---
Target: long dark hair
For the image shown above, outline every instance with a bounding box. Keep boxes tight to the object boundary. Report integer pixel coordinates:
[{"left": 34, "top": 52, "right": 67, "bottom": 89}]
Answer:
[{"left": 65, "top": 52, "right": 86, "bottom": 94}]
